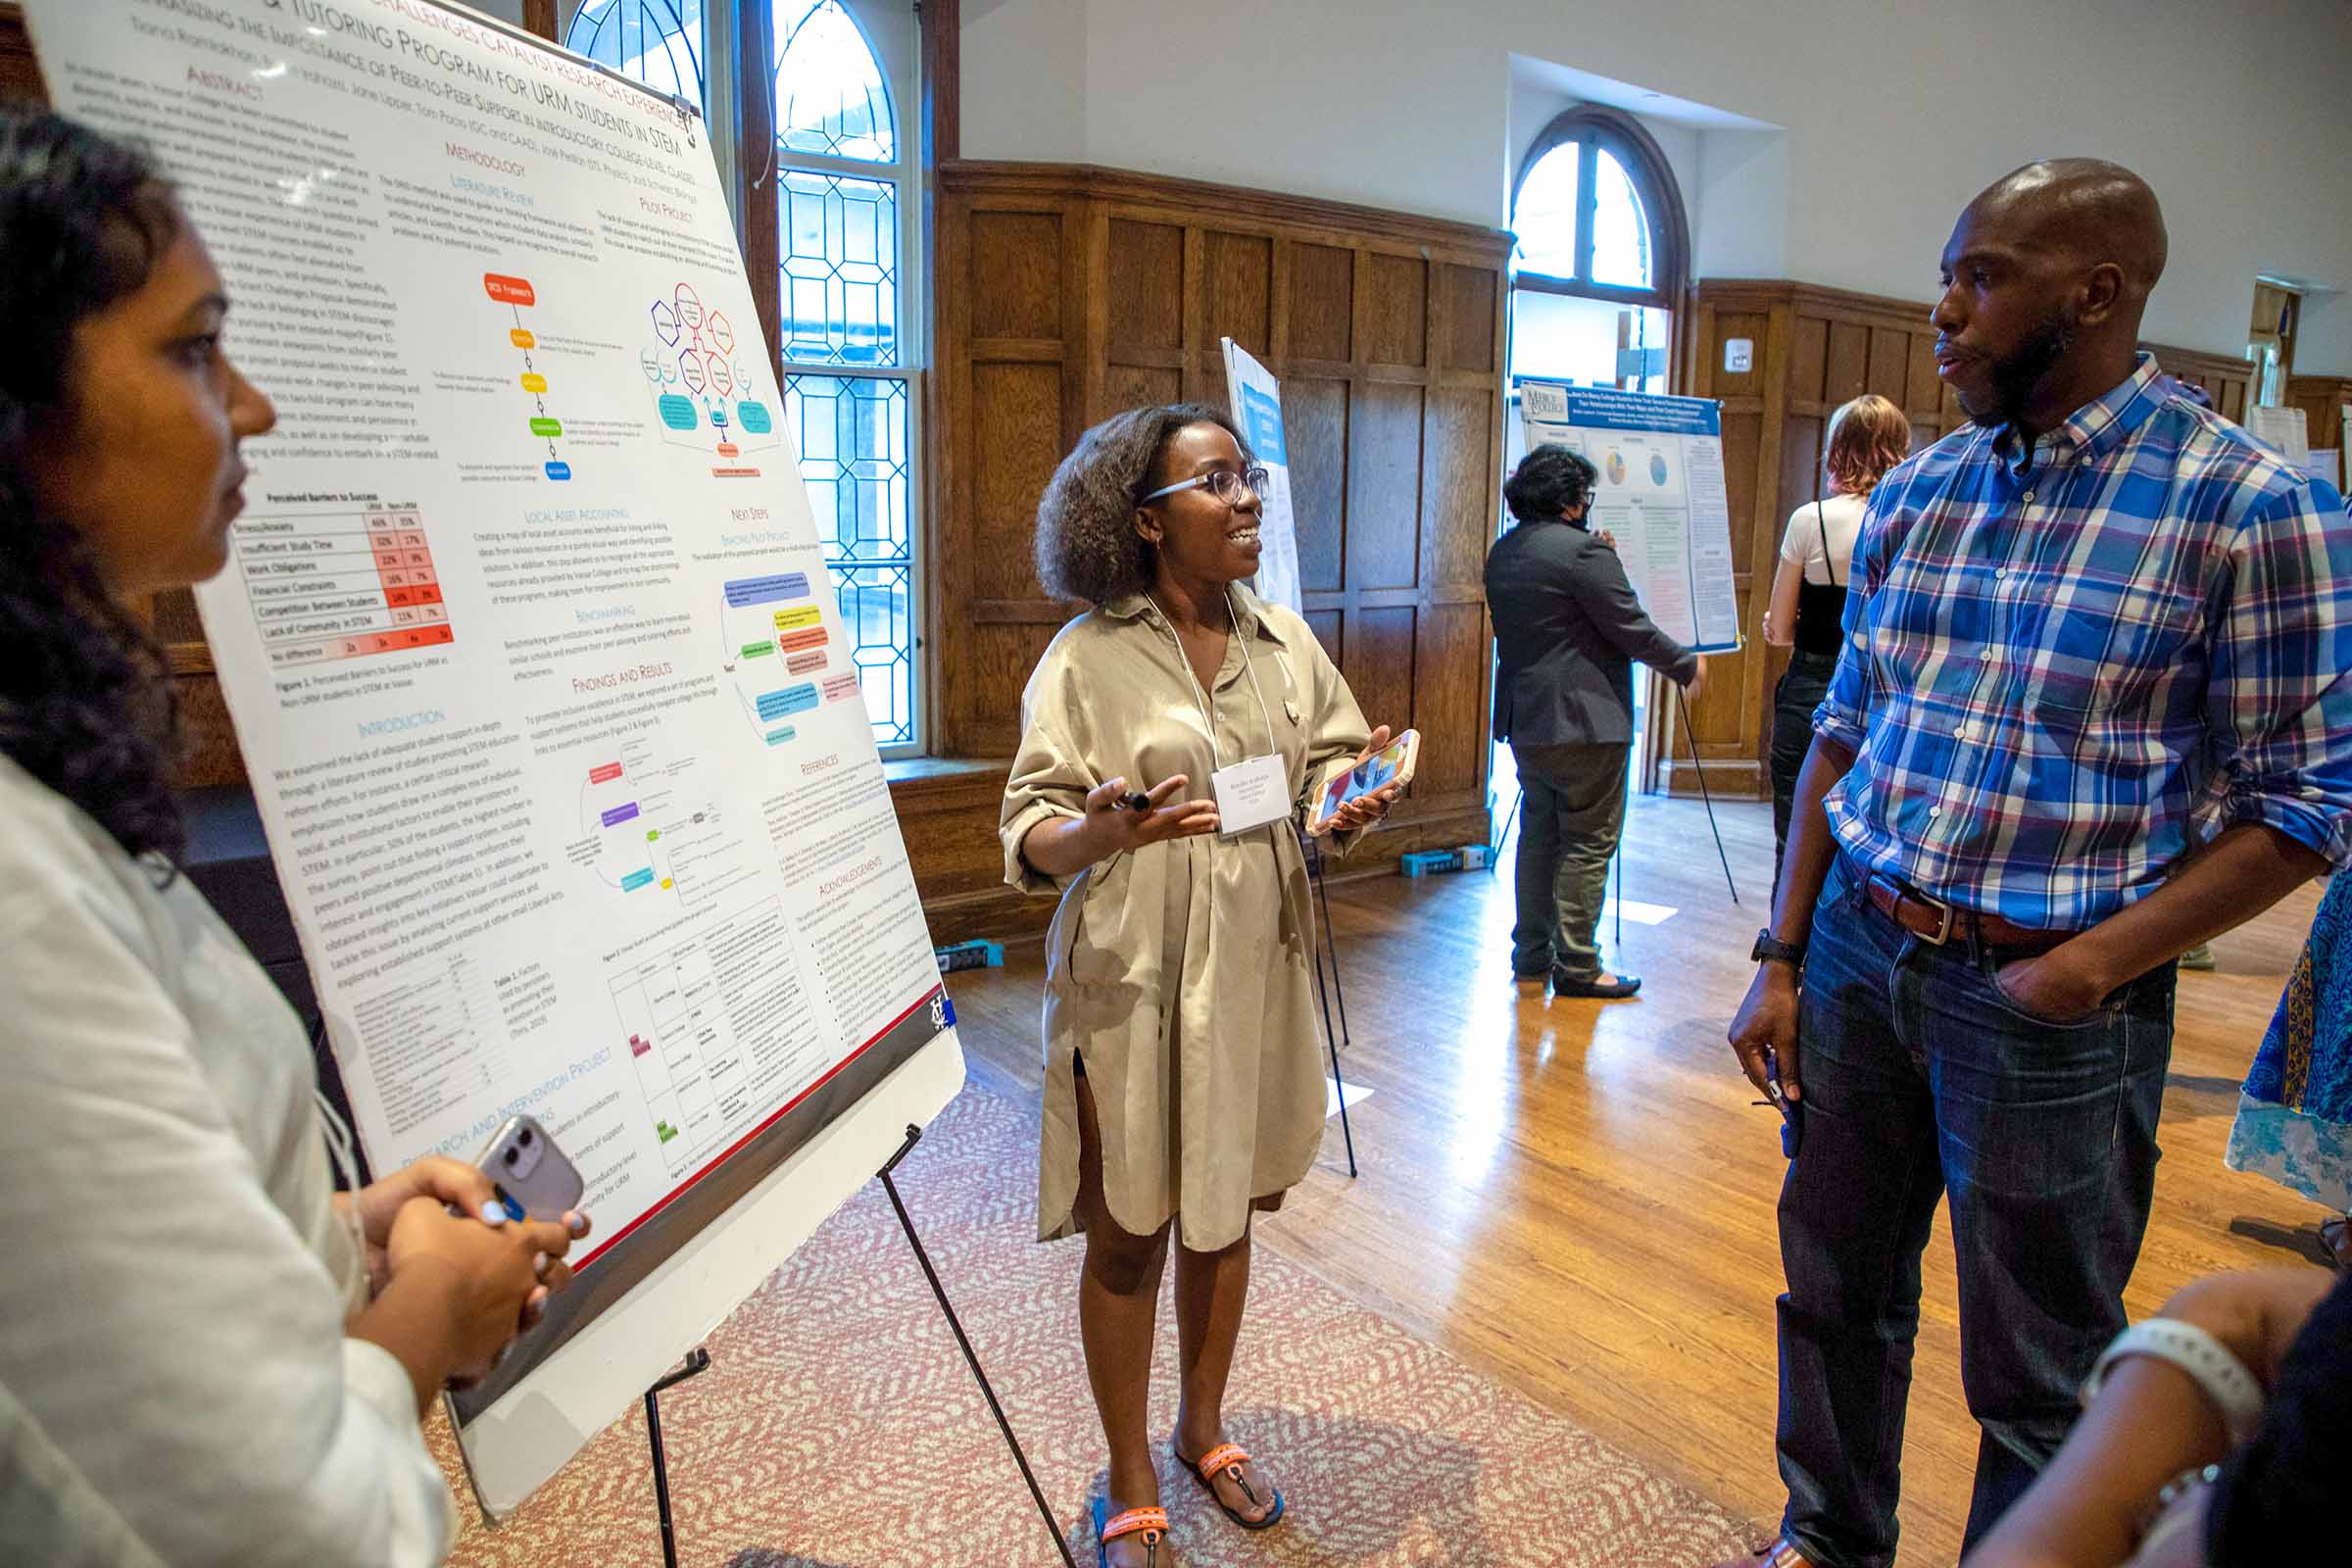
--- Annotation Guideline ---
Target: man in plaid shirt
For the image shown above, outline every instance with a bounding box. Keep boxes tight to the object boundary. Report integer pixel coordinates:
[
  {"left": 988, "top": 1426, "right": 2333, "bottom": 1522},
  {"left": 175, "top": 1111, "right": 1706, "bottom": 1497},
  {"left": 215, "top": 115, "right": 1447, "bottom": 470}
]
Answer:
[{"left": 1718, "top": 160, "right": 2352, "bottom": 1568}]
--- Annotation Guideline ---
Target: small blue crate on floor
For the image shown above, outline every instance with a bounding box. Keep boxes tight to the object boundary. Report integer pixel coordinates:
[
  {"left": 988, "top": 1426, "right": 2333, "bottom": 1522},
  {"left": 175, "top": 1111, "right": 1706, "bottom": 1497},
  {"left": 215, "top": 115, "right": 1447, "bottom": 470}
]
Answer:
[{"left": 935, "top": 939, "right": 1004, "bottom": 973}]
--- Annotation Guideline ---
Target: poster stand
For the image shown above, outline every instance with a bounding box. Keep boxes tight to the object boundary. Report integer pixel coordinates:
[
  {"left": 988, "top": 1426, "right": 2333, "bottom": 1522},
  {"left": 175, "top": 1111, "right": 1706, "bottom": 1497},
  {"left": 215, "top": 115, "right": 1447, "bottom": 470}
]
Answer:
[
  {"left": 1673, "top": 685, "right": 1740, "bottom": 906},
  {"left": 1301, "top": 835, "right": 1361, "bottom": 1179},
  {"left": 642, "top": 1348, "right": 711, "bottom": 1568},
  {"left": 631, "top": 1126, "right": 1080, "bottom": 1568},
  {"left": 877, "top": 1125, "right": 1081, "bottom": 1568}
]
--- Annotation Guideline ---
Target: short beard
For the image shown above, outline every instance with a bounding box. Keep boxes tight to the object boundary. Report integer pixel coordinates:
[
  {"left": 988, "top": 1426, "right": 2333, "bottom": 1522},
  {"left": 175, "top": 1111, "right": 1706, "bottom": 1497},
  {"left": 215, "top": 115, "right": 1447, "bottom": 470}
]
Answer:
[{"left": 1964, "top": 308, "right": 2077, "bottom": 429}]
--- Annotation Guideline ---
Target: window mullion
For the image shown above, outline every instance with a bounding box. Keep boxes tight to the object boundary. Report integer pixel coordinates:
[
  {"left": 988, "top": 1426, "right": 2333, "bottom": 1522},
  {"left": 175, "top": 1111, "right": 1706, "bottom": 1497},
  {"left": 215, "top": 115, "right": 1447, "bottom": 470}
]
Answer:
[{"left": 1574, "top": 138, "right": 1598, "bottom": 290}]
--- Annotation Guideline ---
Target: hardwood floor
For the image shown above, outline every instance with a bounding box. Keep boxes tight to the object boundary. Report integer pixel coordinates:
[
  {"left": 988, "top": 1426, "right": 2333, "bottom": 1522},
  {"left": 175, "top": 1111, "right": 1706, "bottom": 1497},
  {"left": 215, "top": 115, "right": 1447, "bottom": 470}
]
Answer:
[{"left": 946, "top": 793, "right": 2328, "bottom": 1567}]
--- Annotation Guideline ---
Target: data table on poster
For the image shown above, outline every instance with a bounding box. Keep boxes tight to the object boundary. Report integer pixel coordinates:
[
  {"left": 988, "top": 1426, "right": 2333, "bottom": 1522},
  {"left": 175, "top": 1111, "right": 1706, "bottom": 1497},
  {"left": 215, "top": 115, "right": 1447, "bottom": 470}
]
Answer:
[{"left": 233, "top": 503, "right": 455, "bottom": 666}]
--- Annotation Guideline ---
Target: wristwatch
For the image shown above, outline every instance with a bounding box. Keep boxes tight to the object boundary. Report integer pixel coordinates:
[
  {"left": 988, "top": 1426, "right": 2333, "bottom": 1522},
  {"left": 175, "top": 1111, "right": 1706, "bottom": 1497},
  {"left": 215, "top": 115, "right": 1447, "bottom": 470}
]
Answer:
[{"left": 1751, "top": 929, "right": 1806, "bottom": 969}]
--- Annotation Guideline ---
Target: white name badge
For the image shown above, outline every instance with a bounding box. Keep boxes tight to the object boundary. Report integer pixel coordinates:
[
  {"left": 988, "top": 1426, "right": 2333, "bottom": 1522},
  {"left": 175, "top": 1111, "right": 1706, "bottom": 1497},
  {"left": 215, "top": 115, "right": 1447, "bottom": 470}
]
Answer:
[{"left": 1211, "top": 752, "right": 1291, "bottom": 837}]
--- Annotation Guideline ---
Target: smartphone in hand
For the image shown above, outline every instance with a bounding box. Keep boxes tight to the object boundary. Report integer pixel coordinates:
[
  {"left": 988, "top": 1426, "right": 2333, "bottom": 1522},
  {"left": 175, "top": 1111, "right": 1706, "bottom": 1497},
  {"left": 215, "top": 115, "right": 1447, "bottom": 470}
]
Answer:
[
  {"left": 1306, "top": 729, "right": 1420, "bottom": 837},
  {"left": 472, "top": 1114, "right": 584, "bottom": 1221}
]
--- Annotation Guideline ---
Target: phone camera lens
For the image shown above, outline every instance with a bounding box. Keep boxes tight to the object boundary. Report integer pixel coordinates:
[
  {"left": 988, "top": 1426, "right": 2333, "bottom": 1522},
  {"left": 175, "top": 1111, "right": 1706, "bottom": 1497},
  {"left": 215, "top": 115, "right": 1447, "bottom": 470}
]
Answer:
[
  {"left": 518, "top": 1127, "right": 533, "bottom": 1145},
  {"left": 504, "top": 1147, "right": 521, "bottom": 1166}
]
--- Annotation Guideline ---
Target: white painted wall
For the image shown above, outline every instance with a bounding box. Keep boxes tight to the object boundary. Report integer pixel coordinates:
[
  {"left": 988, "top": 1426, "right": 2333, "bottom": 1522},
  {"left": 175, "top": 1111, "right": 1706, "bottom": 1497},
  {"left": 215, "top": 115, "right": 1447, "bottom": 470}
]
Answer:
[{"left": 961, "top": 0, "right": 2352, "bottom": 370}]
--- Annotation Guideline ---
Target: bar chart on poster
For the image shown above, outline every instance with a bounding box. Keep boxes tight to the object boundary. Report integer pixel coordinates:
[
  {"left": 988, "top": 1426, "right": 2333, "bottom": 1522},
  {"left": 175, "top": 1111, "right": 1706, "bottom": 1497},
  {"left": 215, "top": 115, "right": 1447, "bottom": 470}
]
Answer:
[{"left": 20, "top": 0, "right": 962, "bottom": 1517}]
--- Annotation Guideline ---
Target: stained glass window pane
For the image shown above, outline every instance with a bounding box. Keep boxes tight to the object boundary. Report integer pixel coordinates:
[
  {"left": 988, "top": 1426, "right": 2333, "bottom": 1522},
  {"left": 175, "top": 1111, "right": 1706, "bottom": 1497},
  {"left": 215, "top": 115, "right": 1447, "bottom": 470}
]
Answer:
[
  {"left": 784, "top": 374, "right": 913, "bottom": 747},
  {"left": 1511, "top": 143, "right": 1580, "bottom": 280},
  {"left": 1590, "top": 148, "right": 1654, "bottom": 289},
  {"left": 780, "top": 171, "right": 899, "bottom": 367},
  {"left": 773, "top": 0, "right": 895, "bottom": 162},
  {"left": 565, "top": 0, "right": 705, "bottom": 106}
]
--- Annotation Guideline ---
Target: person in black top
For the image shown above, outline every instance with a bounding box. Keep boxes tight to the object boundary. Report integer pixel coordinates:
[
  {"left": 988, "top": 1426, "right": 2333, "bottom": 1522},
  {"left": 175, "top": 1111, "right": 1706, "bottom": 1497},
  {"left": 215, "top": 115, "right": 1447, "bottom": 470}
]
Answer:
[
  {"left": 1485, "top": 444, "right": 1705, "bottom": 998},
  {"left": 1965, "top": 1263, "right": 2347, "bottom": 1566},
  {"left": 1759, "top": 394, "right": 1910, "bottom": 894}
]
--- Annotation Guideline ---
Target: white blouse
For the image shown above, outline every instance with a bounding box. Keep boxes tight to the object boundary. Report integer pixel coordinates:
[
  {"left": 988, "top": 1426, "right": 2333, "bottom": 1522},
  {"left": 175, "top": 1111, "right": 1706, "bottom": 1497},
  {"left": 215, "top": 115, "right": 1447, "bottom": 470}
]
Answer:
[
  {"left": 1778, "top": 490, "right": 1868, "bottom": 586},
  {"left": 0, "top": 755, "right": 452, "bottom": 1566}
]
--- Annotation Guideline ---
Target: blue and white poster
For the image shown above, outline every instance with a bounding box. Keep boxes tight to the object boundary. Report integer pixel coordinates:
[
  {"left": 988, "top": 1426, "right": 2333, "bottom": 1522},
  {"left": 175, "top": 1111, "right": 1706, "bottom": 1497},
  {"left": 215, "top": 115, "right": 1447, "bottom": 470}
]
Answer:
[
  {"left": 1222, "top": 339, "right": 1303, "bottom": 615},
  {"left": 1517, "top": 380, "right": 1742, "bottom": 653}
]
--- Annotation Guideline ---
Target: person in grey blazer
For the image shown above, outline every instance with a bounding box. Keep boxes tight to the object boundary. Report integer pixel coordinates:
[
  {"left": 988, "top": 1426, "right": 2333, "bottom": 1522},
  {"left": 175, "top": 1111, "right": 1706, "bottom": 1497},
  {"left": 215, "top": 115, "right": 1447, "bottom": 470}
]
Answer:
[{"left": 1486, "top": 444, "right": 1707, "bottom": 998}]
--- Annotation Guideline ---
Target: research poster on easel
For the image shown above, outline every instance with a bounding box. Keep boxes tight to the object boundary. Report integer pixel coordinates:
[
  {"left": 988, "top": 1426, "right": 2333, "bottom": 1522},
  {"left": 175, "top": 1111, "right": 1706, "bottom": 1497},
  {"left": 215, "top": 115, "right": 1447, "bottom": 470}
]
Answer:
[
  {"left": 1221, "top": 338, "right": 1304, "bottom": 614},
  {"left": 24, "top": 0, "right": 962, "bottom": 1512},
  {"left": 1516, "top": 379, "right": 1743, "bottom": 653}
]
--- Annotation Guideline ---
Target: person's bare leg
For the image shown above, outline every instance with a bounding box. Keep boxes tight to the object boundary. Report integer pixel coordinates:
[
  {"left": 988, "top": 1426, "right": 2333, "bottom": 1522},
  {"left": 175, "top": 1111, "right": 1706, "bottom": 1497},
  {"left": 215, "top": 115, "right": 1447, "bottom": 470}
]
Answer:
[
  {"left": 1172, "top": 1219, "right": 1278, "bottom": 1524},
  {"left": 1076, "top": 1069, "right": 1177, "bottom": 1563}
]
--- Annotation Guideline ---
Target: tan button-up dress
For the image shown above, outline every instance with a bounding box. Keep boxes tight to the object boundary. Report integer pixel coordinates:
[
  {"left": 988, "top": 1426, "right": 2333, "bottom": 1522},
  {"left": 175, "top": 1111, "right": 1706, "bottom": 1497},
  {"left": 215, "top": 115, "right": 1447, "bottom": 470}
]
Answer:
[{"left": 1000, "top": 586, "right": 1371, "bottom": 1252}]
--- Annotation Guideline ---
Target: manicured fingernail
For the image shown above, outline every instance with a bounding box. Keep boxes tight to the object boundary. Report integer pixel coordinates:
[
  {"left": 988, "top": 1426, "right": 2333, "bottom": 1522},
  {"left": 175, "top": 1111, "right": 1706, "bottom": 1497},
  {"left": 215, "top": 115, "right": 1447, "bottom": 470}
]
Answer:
[
  {"left": 528, "top": 1286, "right": 549, "bottom": 1309},
  {"left": 564, "top": 1210, "right": 587, "bottom": 1236},
  {"left": 478, "top": 1201, "right": 508, "bottom": 1226}
]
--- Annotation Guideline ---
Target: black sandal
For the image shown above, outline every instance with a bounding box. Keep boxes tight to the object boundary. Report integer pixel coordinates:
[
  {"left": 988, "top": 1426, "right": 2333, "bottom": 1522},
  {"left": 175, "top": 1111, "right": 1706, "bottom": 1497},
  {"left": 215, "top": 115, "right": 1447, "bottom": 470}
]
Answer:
[{"left": 1172, "top": 1440, "right": 1285, "bottom": 1530}]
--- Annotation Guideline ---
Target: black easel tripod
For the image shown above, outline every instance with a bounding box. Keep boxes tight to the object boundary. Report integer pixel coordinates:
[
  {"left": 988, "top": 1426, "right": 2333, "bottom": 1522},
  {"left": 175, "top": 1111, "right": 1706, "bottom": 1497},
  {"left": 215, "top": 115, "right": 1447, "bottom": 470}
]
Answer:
[
  {"left": 636, "top": 1123, "right": 1080, "bottom": 1568},
  {"left": 1301, "top": 832, "right": 1361, "bottom": 1179}
]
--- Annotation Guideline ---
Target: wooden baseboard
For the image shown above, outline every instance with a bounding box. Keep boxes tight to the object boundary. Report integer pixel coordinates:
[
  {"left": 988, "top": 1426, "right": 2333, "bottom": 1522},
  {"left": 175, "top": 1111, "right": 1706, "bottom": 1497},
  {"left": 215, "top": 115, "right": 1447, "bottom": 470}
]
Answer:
[{"left": 1657, "top": 757, "right": 1764, "bottom": 801}]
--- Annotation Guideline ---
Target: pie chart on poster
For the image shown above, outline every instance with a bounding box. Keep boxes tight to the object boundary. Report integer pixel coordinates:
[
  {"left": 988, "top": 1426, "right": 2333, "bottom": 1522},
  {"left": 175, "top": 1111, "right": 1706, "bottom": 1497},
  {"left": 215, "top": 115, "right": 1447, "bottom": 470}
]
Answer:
[
  {"left": 1650, "top": 452, "right": 1670, "bottom": 485},
  {"left": 1606, "top": 450, "right": 1627, "bottom": 485}
]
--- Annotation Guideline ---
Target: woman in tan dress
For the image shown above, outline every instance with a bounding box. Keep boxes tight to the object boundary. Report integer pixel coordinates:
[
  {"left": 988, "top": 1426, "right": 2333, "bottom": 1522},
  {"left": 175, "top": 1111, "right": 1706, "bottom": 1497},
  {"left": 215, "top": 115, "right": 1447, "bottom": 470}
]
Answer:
[{"left": 1001, "top": 403, "right": 1398, "bottom": 1566}]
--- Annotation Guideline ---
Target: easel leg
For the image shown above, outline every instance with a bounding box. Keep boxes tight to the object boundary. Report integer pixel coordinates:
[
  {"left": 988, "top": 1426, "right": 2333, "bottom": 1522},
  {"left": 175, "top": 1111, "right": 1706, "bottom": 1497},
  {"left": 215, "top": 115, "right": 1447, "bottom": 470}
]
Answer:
[
  {"left": 1305, "top": 839, "right": 1359, "bottom": 1179},
  {"left": 644, "top": 1347, "right": 710, "bottom": 1568},
  {"left": 1491, "top": 783, "right": 1523, "bottom": 876},
  {"left": 878, "top": 1125, "right": 1080, "bottom": 1568},
  {"left": 1673, "top": 684, "right": 1740, "bottom": 906}
]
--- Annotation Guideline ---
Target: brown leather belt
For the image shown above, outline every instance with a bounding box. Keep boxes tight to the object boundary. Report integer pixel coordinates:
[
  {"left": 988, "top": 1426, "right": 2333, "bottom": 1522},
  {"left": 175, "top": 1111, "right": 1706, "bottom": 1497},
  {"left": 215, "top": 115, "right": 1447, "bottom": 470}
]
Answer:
[{"left": 1858, "top": 869, "right": 2078, "bottom": 956}]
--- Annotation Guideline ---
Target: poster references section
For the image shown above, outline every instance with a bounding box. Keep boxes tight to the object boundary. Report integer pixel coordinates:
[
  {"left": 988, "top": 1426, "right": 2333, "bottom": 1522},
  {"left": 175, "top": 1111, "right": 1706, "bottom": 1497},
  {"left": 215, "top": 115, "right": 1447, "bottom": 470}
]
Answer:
[
  {"left": 1517, "top": 380, "right": 1742, "bottom": 653},
  {"left": 23, "top": 0, "right": 945, "bottom": 1277}
]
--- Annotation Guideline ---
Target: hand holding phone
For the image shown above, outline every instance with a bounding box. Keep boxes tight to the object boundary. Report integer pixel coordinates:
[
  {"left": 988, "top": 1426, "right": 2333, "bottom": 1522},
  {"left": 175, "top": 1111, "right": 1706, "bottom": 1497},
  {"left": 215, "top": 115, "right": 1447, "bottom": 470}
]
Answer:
[
  {"left": 1308, "top": 727, "right": 1418, "bottom": 837},
  {"left": 471, "top": 1114, "right": 586, "bottom": 1222}
]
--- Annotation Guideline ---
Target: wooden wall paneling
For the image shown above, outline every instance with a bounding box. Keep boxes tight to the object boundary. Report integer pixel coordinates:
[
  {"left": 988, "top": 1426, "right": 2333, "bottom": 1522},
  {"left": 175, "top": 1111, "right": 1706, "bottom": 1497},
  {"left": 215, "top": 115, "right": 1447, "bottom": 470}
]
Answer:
[
  {"left": 1364, "top": 253, "right": 1429, "bottom": 367},
  {"left": 930, "top": 163, "right": 1510, "bottom": 934},
  {"left": 1346, "top": 382, "right": 1426, "bottom": 591},
  {"left": 2147, "top": 341, "right": 2257, "bottom": 426},
  {"left": 1343, "top": 607, "right": 1418, "bottom": 762},
  {"left": 1206, "top": 229, "right": 1274, "bottom": 360},
  {"left": 1288, "top": 243, "right": 1355, "bottom": 363},
  {"left": 1412, "top": 603, "right": 1490, "bottom": 805},
  {"left": 1285, "top": 376, "right": 1350, "bottom": 593}
]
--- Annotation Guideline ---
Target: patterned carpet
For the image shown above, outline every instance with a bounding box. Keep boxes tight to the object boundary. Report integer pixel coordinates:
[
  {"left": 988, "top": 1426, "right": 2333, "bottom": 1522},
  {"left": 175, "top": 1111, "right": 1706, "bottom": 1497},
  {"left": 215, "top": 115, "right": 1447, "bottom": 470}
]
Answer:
[{"left": 431, "top": 1086, "right": 1759, "bottom": 1566}]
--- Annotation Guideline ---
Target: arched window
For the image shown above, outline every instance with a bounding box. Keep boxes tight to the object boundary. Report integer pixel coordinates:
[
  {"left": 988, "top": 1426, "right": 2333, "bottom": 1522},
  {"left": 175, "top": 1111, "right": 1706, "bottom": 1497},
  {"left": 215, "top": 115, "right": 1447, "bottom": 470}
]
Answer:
[
  {"left": 559, "top": 0, "right": 923, "bottom": 755},
  {"left": 564, "top": 0, "right": 705, "bottom": 105},
  {"left": 771, "top": 0, "right": 920, "bottom": 753},
  {"left": 1510, "top": 107, "right": 1688, "bottom": 310}
]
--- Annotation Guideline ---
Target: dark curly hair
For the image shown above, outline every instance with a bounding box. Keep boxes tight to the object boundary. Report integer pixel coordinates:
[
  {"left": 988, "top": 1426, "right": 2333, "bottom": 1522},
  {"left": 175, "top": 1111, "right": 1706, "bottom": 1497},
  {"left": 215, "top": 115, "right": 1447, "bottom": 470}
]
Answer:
[
  {"left": 0, "top": 109, "right": 187, "bottom": 868},
  {"left": 1034, "top": 403, "right": 1250, "bottom": 604},
  {"left": 1503, "top": 443, "right": 1597, "bottom": 524}
]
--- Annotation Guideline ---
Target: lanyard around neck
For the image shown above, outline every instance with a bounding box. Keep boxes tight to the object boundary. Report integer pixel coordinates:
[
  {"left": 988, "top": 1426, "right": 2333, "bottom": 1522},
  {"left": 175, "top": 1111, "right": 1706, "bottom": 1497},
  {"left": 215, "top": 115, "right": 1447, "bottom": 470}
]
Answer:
[{"left": 1144, "top": 588, "right": 1278, "bottom": 768}]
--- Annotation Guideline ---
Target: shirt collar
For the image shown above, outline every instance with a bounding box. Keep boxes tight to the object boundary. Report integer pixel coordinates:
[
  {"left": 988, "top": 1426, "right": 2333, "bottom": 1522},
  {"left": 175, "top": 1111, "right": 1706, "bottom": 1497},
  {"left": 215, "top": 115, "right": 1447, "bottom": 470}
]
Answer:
[
  {"left": 1103, "top": 582, "right": 1286, "bottom": 645},
  {"left": 1991, "top": 352, "right": 2164, "bottom": 478}
]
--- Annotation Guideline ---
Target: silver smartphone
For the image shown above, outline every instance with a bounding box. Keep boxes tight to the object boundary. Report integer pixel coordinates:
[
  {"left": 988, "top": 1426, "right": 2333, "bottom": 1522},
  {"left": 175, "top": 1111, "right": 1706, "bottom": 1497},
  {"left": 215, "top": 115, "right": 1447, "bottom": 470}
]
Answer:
[{"left": 471, "top": 1114, "right": 584, "bottom": 1222}]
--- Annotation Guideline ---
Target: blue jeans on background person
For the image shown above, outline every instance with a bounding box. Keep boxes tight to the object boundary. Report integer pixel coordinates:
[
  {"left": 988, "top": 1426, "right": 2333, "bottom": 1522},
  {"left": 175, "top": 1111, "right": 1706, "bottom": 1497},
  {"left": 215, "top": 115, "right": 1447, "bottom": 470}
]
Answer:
[{"left": 1775, "top": 854, "right": 2177, "bottom": 1567}]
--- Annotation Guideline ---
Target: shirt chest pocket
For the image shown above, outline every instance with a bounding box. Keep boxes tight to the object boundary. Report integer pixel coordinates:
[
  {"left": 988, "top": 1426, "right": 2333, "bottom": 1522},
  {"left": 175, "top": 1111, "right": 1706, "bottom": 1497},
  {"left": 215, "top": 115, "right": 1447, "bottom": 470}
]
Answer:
[{"left": 2030, "top": 566, "right": 2207, "bottom": 719}]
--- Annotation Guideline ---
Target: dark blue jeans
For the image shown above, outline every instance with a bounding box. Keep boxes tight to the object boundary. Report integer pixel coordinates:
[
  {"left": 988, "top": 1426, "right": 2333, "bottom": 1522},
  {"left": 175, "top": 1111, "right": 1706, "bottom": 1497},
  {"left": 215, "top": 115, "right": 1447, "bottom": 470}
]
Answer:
[{"left": 1776, "top": 854, "right": 2176, "bottom": 1566}]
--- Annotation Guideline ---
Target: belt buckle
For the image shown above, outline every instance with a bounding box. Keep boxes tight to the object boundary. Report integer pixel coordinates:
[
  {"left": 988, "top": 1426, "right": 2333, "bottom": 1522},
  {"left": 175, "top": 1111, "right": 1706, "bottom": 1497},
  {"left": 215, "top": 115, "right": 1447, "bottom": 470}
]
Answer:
[{"left": 1916, "top": 891, "right": 1957, "bottom": 946}]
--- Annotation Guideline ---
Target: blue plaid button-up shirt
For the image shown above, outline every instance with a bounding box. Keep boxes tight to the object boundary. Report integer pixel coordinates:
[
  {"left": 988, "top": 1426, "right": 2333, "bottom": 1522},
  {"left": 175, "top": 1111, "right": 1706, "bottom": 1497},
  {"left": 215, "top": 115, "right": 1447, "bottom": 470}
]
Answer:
[{"left": 1816, "top": 354, "right": 2352, "bottom": 931}]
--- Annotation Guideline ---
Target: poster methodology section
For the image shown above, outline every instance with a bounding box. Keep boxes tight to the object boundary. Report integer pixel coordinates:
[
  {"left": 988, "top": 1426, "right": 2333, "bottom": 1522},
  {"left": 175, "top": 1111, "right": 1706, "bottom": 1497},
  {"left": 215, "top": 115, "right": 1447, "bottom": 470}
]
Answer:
[
  {"left": 1517, "top": 379, "right": 1743, "bottom": 654},
  {"left": 23, "top": 0, "right": 954, "bottom": 1426}
]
